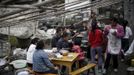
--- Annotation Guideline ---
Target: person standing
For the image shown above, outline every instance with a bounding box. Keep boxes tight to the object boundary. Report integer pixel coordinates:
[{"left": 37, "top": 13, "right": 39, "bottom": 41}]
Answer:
[
  {"left": 121, "top": 20, "right": 132, "bottom": 61},
  {"left": 88, "top": 20, "right": 103, "bottom": 72},
  {"left": 103, "top": 17, "right": 124, "bottom": 74}
]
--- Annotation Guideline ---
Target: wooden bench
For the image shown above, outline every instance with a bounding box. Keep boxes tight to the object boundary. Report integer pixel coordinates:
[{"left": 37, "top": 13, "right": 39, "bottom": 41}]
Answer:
[
  {"left": 34, "top": 73, "right": 57, "bottom": 75},
  {"left": 27, "top": 68, "right": 35, "bottom": 74},
  {"left": 27, "top": 69, "right": 57, "bottom": 75},
  {"left": 70, "top": 63, "right": 96, "bottom": 75},
  {"left": 131, "top": 59, "right": 134, "bottom": 66}
]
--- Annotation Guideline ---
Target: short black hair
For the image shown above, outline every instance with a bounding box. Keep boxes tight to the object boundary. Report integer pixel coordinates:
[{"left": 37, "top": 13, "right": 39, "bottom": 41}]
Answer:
[
  {"left": 123, "top": 20, "right": 128, "bottom": 26},
  {"left": 56, "top": 27, "right": 62, "bottom": 33},
  {"left": 74, "top": 39, "right": 81, "bottom": 46},
  {"left": 36, "top": 40, "right": 45, "bottom": 50},
  {"left": 91, "top": 19, "right": 98, "bottom": 33},
  {"left": 31, "top": 38, "right": 39, "bottom": 44}
]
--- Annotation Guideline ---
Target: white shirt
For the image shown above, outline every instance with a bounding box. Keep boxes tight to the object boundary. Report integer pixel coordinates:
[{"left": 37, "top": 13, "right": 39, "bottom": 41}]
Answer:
[
  {"left": 107, "top": 29, "right": 121, "bottom": 54},
  {"left": 26, "top": 44, "right": 36, "bottom": 64},
  {"left": 123, "top": 26, "right": 132, "bottom": 39}
]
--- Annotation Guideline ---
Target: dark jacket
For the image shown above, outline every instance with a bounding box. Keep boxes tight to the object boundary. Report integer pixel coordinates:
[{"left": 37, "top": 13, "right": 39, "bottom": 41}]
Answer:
[
  {"left": 51, "top": 35, "right": 60, "bottom": 47},
  {"left": 56, "top": 38, "right": 69, "bottom": 50}
]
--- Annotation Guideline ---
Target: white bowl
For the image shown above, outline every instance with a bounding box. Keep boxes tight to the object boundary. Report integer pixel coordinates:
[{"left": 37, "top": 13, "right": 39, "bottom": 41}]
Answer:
[
  {"left": 68, "top": 54, "right": 73, "bottom": 58},
  {"left": 56, "top": 55, "right": 63, "bottom": 59}
]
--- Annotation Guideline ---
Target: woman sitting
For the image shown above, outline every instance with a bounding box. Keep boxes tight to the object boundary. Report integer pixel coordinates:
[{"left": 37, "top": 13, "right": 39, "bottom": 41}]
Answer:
[
  {"left": 27, "top": 38, "right": 39, "bottom": 69},
  {"left": 33, "top": 40, "right": 58, "bottom": 74}
]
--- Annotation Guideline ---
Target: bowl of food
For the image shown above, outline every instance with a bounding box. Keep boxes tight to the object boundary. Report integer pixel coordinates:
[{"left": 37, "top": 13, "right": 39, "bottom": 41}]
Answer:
[
  {"left": 57, "top": 55, "right": 63, "bottom": 59},
  {"left": 52, "top": 48, "right": 58, "bottom": 52},
  {"left": 67, "top": 54, "right": 73, "bottom": 58},
  {"left": 55, "top": 53, "right": 63, "bottom": 59},
  {"left": 60, "top": 50, "right": 69, "bottom": 56}
]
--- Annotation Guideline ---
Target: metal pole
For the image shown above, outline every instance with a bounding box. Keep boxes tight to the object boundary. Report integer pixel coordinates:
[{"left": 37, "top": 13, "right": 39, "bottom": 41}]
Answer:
[
  {"left": 0, "top": 0, "right": 56, "bottom": 18},
  {"left": 0, "top": 0, "right": 85, "bottom": 22},
  {"left": 0, "top": 0, "right": 14, "bottom": 4},
  {"left": 35, "top": 21, "right": 38, "bottom": 34},
  {"left": 38, "top": 0, "right": 42, "bottom": 3},
  {"left": 7, "top": 26, "right": 11, "bottom": 58},
  {"left": 0, "top": 0, "right": 122, "bottom": 27},
  {"left": 0, "top": 0, "right": 101, "bottom": 27},
  {"left": 0, "top": 5, "right": 38, "bottom": 9},
  {"left": 63, "top": 14, "right": 66, "bottom": 26}
]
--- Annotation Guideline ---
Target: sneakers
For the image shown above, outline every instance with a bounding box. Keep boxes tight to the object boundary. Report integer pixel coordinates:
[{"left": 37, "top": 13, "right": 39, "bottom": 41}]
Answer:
[
  {"left": 114, "top": 68, "right": 118, "bottom": 72},
  {"left": 102, "top": 69, "right": 106, "bottom": 74},
  {"left": 98, "top": 69, "right": 102, "bottom": 73},
  {"left": 98, "top": 66, "right": 102, "bottom": 73}
]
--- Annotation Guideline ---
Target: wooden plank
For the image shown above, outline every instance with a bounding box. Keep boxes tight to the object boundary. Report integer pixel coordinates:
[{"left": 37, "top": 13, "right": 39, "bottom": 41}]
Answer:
[
  {"left": 70, "top": 63, "right": 96, "bottom": 75},
  {"left": 27, "top": 68, "right": 57, "bottom": 75},
  {"left": 35, "top": 73, "right": 57, "bottom": 75}
]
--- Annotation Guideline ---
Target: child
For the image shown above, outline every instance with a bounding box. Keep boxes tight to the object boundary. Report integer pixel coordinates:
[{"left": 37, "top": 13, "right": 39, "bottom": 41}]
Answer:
[{"left": 71, "top": 40, "right": 85, "bottom": 67}]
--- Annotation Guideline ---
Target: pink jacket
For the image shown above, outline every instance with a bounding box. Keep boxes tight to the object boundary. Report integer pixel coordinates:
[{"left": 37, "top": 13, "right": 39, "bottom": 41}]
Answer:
[
  {"left": 72, "top": 45, "right": 85, "bottom": 60},
  {"left": 104, "top": 24, "right": 124, "bottom": 38}
]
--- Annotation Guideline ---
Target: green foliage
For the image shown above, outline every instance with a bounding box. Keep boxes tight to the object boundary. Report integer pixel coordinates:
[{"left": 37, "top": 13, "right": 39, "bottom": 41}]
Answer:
[{"left": 9, "top": 36, "right": 18, "bottom": 47}]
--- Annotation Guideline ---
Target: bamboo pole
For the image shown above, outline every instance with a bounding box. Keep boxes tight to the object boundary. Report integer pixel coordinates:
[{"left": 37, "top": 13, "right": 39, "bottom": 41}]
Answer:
[
  {"left": 0, "top": 0, "right": 56, "bottom": 18},
  {"left": 0, "top": 0, "right": 123, "bottom": 27},
  {"left": 0, "top": 0, "right": 86, "bottom": 22}
]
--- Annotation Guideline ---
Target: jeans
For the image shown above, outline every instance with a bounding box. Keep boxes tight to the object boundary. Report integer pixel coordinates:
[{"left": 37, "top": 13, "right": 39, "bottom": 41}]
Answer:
[{"left": 90, "top": 47, "right": 103, "bottom": 67}]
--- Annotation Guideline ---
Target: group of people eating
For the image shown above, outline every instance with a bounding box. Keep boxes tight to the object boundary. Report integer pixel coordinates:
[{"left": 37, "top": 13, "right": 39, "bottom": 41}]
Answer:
[{"left": 26, "top": 16, "right": 133, "bottom": 75}]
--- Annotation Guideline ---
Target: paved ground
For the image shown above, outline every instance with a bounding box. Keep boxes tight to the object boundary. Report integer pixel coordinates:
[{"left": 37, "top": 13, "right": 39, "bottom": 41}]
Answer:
[
  {"left": 95, "top": 61, "right": 129, "bottom": 75},
  {"left": 0, "top": 60, "right": 130, "bottom": 75}
]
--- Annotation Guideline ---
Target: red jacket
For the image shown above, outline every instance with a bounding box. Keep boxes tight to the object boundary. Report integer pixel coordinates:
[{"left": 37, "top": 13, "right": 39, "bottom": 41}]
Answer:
[{"left": 89, "top": 29, "right": 103, "bottom": 48}]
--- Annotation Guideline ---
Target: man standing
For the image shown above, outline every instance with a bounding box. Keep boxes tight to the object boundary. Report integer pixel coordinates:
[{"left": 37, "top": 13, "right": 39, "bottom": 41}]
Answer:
[{"left": 103, "top": 17, "right": 124, "bottom": 74}]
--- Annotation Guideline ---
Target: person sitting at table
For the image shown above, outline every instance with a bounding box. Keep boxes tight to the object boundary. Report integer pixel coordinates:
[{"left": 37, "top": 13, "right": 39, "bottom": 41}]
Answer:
[
  {"left": 71, "top": 40, "right": 85, "bottom": 67},
  {"left": 57, "top": 32, "right": 69, "bottom": 50},
  {"left": 51, "top": 27, "right": 62, "bottom": 47},
  {"left": 33, "top": 40, "right": 58, "bottom": 74},
  {"left": 26, "top": 38, "right": 39, "bottom": 69}
]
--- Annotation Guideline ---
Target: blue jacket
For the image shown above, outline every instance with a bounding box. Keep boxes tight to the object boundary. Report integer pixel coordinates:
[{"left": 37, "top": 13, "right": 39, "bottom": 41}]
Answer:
[{"left": 33, "top": 50, "right": 54, "bottom": 72}]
